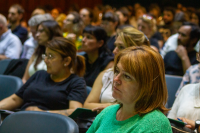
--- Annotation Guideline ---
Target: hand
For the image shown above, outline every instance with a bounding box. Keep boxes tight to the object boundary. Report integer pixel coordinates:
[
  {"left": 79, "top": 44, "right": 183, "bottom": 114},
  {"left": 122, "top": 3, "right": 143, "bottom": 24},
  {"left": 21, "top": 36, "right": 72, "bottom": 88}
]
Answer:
[
  {"left": 92, "top": 103, "right": 112, "bottom": 114},
  {"left": 176, "top": 117, "right": 195, "bottom": 130},
  {"left": 25, "top": 106, "right": 44, "bottom": 112},
  {"left": 175, "top": 45, "right": 188, "bottom": 60}
]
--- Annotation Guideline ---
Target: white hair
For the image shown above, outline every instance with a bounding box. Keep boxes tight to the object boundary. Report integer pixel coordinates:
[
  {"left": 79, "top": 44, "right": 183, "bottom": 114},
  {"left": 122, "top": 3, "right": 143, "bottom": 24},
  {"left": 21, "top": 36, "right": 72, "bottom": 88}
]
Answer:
[
  {"left": 28, "top": 13, "right": 53, "bottom": 26},
  {"left": 0, "top": 14, "right": 7, "bottom": 26}
]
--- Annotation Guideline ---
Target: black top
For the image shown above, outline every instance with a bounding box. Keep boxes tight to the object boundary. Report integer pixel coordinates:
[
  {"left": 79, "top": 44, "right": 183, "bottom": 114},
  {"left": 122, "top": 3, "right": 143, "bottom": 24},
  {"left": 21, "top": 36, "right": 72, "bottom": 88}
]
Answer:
[
  {"left": 83, "top": 52, "right": 114, "bottom": 87},
  {"left": 150, "top": 38, "right": 159, "bottom": 50},
  {"left": 164, "top": 50, "right": 198, "bottom": 76},
  {"left": 16, "top": 70, "right": 87, "bottom": 110},
  {"left": 9, "top": 25, "right": 28, "bottom": 44},
  {"left": 152, "top": 32, "right": 163, "bottom": 41},
  {"left": 107, "top": 35, "right": 116, "bottom": 52}
]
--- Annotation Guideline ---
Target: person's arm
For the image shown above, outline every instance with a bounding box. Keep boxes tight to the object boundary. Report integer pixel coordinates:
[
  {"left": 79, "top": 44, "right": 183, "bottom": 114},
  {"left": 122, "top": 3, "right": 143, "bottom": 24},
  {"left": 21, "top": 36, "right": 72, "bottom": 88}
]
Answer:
[
  {"left": 0, "top": 55, "right": 8, "bottom": 60},
  {"left": 84, "top": 70, "right": 112, "bottom": 110},
  {"left": 0, "top": 94, "right": 24, "bottom": 110},
  {"left": 25, "top": 101, "right": 82, "bottom": 116},
  {"left": 104, "top": 61, "right": 114, "bottom": 70},
  {"left": 175, "top": 45, "right": 191, "bottom": 73},
  {"left": 22, "top": 55, "right": 35, "bottom": 84}
]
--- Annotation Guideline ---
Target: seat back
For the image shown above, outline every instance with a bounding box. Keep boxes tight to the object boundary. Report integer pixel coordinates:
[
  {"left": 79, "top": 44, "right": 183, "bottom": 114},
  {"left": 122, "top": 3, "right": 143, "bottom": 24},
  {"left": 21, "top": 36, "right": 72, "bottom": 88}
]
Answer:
[
  {"left": 165, "top": 74, "right": 182, "bottom": 108},
  {"left": 0, "top": 75, "right": 23, "bottom": 100},
  {"left": 0, "top": 111, "right": 79, "bottom": 133},
  {"left": 0, "top": 59, "right": 11, "bottom": 74}
]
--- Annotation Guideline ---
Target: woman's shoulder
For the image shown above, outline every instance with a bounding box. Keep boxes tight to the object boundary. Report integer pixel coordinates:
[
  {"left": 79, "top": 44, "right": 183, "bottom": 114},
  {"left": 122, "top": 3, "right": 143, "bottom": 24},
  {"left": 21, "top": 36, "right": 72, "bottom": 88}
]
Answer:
[
  {"left": 140, "top": 110, "right": 172, "bottom": 132},
  {"left": 181, "top": 82, "right": 200, "bottom": 92}
]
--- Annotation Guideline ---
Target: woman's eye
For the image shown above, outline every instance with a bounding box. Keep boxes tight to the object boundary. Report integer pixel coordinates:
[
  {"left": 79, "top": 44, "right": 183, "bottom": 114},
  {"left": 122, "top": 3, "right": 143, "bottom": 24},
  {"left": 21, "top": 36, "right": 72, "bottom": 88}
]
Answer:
[
  {"left": 124, "top": 74, "right": 131, "bottom": 80},
  {"left": 118, "top": 46, "right": 125, "bottom": 50}
]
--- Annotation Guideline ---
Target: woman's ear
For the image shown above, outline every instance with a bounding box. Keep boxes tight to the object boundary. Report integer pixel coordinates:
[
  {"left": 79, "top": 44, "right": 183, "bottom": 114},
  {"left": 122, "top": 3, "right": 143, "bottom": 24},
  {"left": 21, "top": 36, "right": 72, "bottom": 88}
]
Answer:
[
  {"left": 64, "top": 56, "right": 72, "bottom": 67},
  {"left": 97, "top": 40, "right": 104, "bottom": 48}
]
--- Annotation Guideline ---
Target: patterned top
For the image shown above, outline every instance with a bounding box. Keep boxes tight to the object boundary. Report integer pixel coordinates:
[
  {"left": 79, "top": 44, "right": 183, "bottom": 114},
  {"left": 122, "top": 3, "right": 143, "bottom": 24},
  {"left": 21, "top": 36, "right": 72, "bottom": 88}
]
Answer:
[{"left": 176, "top": 63, "right": 200, "bottom": 97}]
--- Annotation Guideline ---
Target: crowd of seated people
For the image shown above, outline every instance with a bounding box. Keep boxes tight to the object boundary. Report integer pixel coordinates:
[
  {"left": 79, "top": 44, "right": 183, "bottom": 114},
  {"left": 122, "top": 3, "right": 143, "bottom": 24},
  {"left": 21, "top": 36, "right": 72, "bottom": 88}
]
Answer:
[{"left": 1, "top": 2, "right": 200, "bottom": 132}]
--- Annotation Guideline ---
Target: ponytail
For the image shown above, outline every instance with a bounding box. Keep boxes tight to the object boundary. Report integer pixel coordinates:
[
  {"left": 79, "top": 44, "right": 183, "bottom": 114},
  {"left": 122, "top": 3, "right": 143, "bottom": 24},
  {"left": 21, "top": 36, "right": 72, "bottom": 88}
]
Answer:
[{"left": 74, "top": 55, "right": 85, "bottom": 77}]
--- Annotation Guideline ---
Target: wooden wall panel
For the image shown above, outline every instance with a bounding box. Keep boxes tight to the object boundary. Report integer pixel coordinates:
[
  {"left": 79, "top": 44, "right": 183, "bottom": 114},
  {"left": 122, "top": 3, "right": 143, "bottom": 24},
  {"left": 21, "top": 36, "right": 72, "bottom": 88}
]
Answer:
[{"left": 0, "top": 0, "right": 102, "bottom": 22}]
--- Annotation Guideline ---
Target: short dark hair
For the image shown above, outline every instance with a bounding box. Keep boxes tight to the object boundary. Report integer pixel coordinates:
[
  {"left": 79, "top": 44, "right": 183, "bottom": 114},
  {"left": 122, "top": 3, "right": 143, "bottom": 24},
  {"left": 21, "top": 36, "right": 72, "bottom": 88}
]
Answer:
[
  {"left": 182, "top": 22, "right": 200, "bottom": 40},
  {"left": 83, "top": 25, "right": 111, "bottom": 55},
  {"left": 164, "top": 7, "right": 175, "bottom": 17},
  {"left": 102, "top": 11, "right": 119, "bottom": 23},
  {"left": 10, "top": 4, "right": 25, "bottom": 14}
]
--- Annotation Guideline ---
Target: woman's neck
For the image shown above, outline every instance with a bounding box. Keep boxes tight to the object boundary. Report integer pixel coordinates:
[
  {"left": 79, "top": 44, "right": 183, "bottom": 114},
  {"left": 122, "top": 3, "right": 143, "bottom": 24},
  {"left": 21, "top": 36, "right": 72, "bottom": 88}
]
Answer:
[
  {"left": 50, "top": 69, "right": 71, "bottom": 82},
  {"left": 87, "top": 50, "right": 99, "bottom": 64},
  {"left": 116, "top": 103, "right": 137, "bottom": 121}
]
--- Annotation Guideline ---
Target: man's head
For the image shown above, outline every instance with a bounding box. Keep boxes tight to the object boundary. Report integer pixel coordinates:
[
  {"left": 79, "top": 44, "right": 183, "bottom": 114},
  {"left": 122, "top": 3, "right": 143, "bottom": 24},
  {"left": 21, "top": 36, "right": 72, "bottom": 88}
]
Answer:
[
  {"left": 0, "top": 14, "right": 8, "bottom": 36},
  {"left": 163, "top": 7, "right": 175, "bottom": 25},
  {"left": 79, "top": 8, "right": 93, "bottom": 26},
  {"left": 8, "top": 4, "right": 24, "bottom": 24},
  {"left": 178, "top": 22, "right": 200, "bottom": 49}
]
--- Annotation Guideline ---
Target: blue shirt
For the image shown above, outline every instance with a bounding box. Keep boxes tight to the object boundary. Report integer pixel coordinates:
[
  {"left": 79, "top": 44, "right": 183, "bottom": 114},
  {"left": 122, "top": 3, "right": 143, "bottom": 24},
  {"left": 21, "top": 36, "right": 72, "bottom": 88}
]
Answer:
[
  {"left": 9, "top": 25, "right": 28, "bottom": 44},
  {"left": 0, "top": 29, "right": 22, "bottom": 59}
]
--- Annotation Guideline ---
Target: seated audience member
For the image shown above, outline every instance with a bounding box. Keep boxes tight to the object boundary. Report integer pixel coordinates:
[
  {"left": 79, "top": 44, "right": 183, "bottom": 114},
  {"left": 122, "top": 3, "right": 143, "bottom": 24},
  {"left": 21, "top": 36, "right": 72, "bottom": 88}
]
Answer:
[
  {"left": 0, "top": 37, "right": 87, "bottom": 116},
  {"left": 21, "top": 14, "right": 53, "bottom": 59},
  {"left": 79, "top": 8, "right": 93, "bottom": 27},
  {"left": 115, "top": 7, "right": 130, "bottom": 26},
  {"left": 22, "top": 20, "right": 62, "bottom": 83},
  {"left": 63, "top": 11, "right": 84, "bottom": 51},
  {"left": 175, "top": 63, "right": 200, "bottom": 97},
  {"left": 84, "top": 27, "right": 150, "bottom": 110},
  {"left": 137, "top": 14, "right": 159, "bottom": 51},
  {"left": 158, "top": 7, "right": 176, "bottom": 40},
  {"left": 82, "top": 26, "right": 114, "bottom": 87},
  {"left": 190, "top": 10, "right": 200, "bottom": 27},
  {"left": 8, "top": 4, "right": 28, "bottom": 44},
  {"left": 177, "top": 117, "right": 200, "bottom": 132},
  {"left": 51, "top": 8, "right": 61, "bottom": 20},
  {"left": 0, "top": 14, "right": 22, "bottom": 60},
  {"left": 87, "top": 46, "right": 172, "bottom": 133},
  {"left": 129, "top": 6, "right": 146, "bottom": 28},
  {"left": 31, "top": 6, "right": 46, "bottom": 16},
  {"left": 164, "top": 22, "right": 200, "bottom": 76},
  {"left": 55, "top": 13, "right": 66, "bottom": 28},
  {"left": 101, "top": 11, "right": 119, "bottom": 52}
]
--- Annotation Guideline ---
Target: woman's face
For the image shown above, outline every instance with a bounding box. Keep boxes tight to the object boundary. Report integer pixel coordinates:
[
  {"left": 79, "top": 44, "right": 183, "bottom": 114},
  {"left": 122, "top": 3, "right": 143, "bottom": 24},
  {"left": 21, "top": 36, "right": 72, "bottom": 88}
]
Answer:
[
  {"left": 82, "top": 32, "right": 102, "bottom": 53},
  {"left": 101, "top": 20, "right": 115, "bottom": 35},
  {"left": 44, "top": 48, "right": 67, "bottom": 75},
  {"left": 190, "top": 13, "right": 199, "bottom": 26},
  {"left": 113, "top": 36, "right": 126, "bottom": 56},
  {"left": 36, "top": 25, "right": 49, "bottom": 45},
  {"left": 116, "top": 11, "right": 126, "bottom": 25},
  {"left": 63, "top": 14, "right": 75, "bottom": 31},
  {"left": 137, "top": 19, "right": 151, "bottom": 37},
  {"left": 112, "top": 60, "right": 139, "bottom": 105}
]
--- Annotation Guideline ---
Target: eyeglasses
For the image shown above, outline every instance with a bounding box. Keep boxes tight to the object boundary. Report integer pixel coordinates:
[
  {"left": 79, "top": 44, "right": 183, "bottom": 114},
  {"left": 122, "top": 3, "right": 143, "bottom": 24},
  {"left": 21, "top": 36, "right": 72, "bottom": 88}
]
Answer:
[
  {"left": 196, "top": 53, "right": 200, "bottom": 62},
  {"left": 42, "top": 54, "right": 55, "bottom": 60}
]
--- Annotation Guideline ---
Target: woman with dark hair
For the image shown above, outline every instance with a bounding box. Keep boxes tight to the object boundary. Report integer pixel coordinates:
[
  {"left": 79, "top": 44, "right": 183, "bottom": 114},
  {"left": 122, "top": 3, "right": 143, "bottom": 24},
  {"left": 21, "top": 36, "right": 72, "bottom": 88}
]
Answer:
[
  {"left": 87, "top": 45, "right": 172, "bottom": 133},
  {"left": 115, "top": 7, "right": 130, "bottom": 26},
  {"left": 101, "top": 11, "right": 119, "bottom": 52},
  {"left": 22, "top": 20, "right": 62, "bottom": 83},
  {"left": 0, "top": 37, "right": 87, "bottom": 116},
  {"left": 82, "top": 25, "right": 114, "bottom": 87}
]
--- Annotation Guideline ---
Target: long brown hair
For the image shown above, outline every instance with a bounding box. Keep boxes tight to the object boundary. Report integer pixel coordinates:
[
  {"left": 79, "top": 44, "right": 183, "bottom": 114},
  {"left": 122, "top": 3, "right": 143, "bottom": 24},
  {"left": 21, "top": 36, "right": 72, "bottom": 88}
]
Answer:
[
  {"left": 34, "top": 20, "right": 62, "bottom": 70},
  {"left": 46, "top": 37, "right": 85, "bottom": 77},
  {"left": 114, "top": 45, "right": 169, "bottom": 115}
]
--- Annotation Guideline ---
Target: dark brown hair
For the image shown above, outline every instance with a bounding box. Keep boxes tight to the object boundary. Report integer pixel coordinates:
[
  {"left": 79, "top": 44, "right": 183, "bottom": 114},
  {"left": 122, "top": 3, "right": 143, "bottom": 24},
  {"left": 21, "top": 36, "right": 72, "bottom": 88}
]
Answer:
[
  {"left": 46, "top": 37, "right": 85, "bottom": 77},
  {"left": 34, "top": 20, "right": 62, "bottom": 70}
]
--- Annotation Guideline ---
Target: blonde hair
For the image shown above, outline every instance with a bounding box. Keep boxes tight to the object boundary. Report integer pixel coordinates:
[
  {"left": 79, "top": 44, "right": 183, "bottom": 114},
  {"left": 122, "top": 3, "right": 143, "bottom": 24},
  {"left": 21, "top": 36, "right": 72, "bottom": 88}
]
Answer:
[
  {"left": 114, "top": 45, "right": 168, "bottom": 115},
  {"left": 117, "top": 27, "right": 150, "bottom": 47},
  {"left": 138, "top": 15, "right": 157, "bottom": 35}
]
